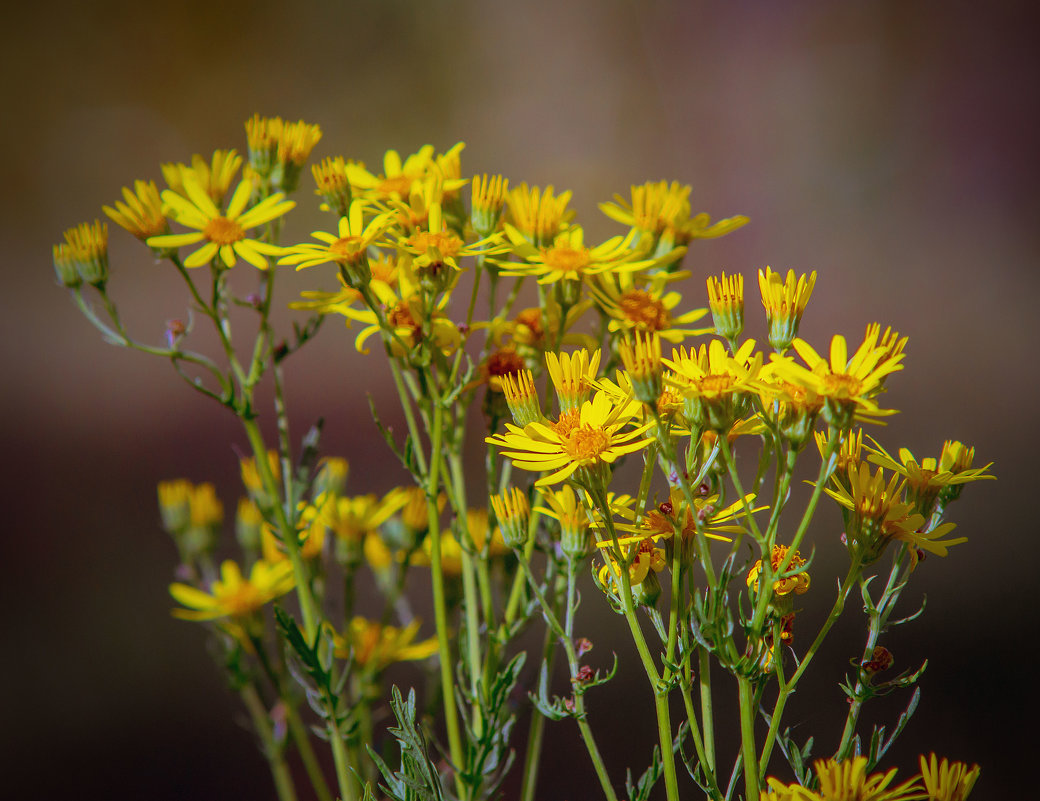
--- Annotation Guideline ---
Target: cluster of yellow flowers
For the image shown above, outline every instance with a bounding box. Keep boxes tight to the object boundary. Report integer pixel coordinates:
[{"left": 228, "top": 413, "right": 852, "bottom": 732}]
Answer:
[{"left": 54, "top": 114, "right": 994, "bottom": 801}]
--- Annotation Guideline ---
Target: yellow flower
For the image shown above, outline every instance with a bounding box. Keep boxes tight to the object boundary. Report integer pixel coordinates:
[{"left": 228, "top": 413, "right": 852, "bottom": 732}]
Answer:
[
  {"left": 311, "top": 155, "right": 356, "bottom": 215},
  {"left": 768, "top": 327, "right": 905, "bottom": 429},
  {"left": 866, "top": 438, "right": 995, "bottom": 517},
  {"left": 706, "top": 271, "right": 745, "bottom": 340},
  {"left": 747, "top": 545, "right": 810, "bottom": 596},
  {"left": 498, "top": 224, "right": 654, "bottom": 285},
  {"left": 759, "top": 374, "right": 824, "bottom": 448},
  {"left": 240, "top": 450, "right": 281, "bottom": 505},
  {"left": 103, "top": 180, "right": 169, "bottom": 240},
  {"left": 278, "top": 199, "right": 392, "bottom": 281},
  {"left": 471, "top": 173, "right": 509, "bottom": 235},
  {"left": 333, "top": 618, "right": 438, "bottom": 671},
  {"left": 825, "top": 463, "right": 966, "bottom": 567},
  {"left": 346, "top": 144, "right": 465, "bottom": 201},
  {"left": 590, "top": 272, "right": 711, "bottom": 343},
  {"left": 245, "top": 115, "right": 323, "bottom": 191},
  {"left": 597, "top": 536, "right": 666, "bottom": 589},
  {"left": 599, "top": 180, "right": 748, "bottom": 253},
  {"left": 664, "top": 339, "right": 765, "bottom": 431},
  {"left": 393, "top": 200, "right": 506, "bottom": 281},
  {"left": 289, "top": 255, "right": 397, "bottom": 316},
  {"left": 763, "top": 756, "right": 922, "bottom": 801},
  {"left": 536, "top": 484, "right": 593, "bottom": 559},
  {"left": 320, "top": 490, "right": 409, "bottom": 544},
  {"left": 60, "top": 220, "right": 109, "bottom": 286},
  {"left": 162, "top": 149, "right": 243, "bottom": 206},
  {"left": 505, "top": 183, "right": 574, "bottom": 246},
  {"left": 487, "top": 389, "right": 653, "bottom": 487},
  {"left": 919, "top": 753, "right": 979, "bottom": 801},
  {"left": 500, "top": 368, "right": 543, "bottom": 427},
  {"left": 758, "top": 267, "right": 816, "bottom": 353},
  {"left": 546, "top": 348, "right": 601, "bottom": 412},
  {"left": 491, "top": 487, "right": 531, "bottom": 549},
  {"left": 147, "top": 175, "right": 293, "bottom": 269},
  {"left": 611, "top": 487, "right": 748, "bottom": 546},
  {"left": 169, "top": 559, "right": 295, "bottom": 621}
]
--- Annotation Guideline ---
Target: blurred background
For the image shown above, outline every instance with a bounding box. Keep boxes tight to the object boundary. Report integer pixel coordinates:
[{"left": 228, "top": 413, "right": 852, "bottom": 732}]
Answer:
[{"left": 3, "top": 0, "right": 1037, "bottom": 798}]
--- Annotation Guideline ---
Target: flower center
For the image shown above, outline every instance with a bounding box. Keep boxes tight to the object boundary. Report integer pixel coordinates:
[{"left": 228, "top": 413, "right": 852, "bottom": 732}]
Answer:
[
  {"left": 377, "top": 175, "right": 413, "bottom": 197},
  {"left": 619, "top": 290, "right": 670, "bottom": 330},
  {"left": 544, "top": 245, "right": 590, "bottom": 274},
  {"left": 563, "top": 424, "right": 610, "bottom": 462},
  {"left": 552, "top": 409, "right": 582, "bottom": 438},
  {"left": 822, "top": 372, "right": 863, "bottom": 398},
  {"left": 329, "top": 235, "right": 362, "bottom": 260},
  {"left": 387, "top": 302, "right": 419, "bottom": 331},
  {"left": 216, "top": 583, "right": 263, "bottom": 616},
  {"left": 698, "top": 374, "right": 736, "bottom": 395},
  {"left": 203, "top": 216, "right": 246, "bottom": 245},
  {"left": 410, "top": 230, "right": 462, "bottom": 259}
]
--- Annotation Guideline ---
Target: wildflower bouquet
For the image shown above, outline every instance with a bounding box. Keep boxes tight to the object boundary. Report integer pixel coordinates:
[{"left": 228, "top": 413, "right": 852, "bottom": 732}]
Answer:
[{"left": 54, "top": 115, "right": 991, "bottom": 801}]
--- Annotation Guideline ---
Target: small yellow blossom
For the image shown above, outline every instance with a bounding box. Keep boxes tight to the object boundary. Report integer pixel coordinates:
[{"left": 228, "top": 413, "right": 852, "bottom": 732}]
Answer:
[
  {"left": 758, "top": 267, "right": 816, "bottom": 353},
  {"left": 487, "top": 390, "right": 653, "bottom": 488},
  {"left": 763, "top": 756, "right": 922, "bottom": 801},
  {"left": 471, "top": 173, "right": 508, "bottom": 235},
  {"left": 664, "top": 339, "right": 765, "bottom": 431},
  {"left": 768, "top": 328, "right": 905, "bottom": 429},
  {"left": 546, "top": 348, "right": 601, "bottom": 413},
  {"left": 162, "top": 150, "right": 242, "bottom": 206},
  {"left": 333, "top": 618, "right": 438, "bottom": 672},
  {"left": 590, "top": 272, "right": 711, "bottom": 344},
  {"left": 103, "top": 180, "right": 169, "bottom": 240},
  {"left": 505, "top": 183, "right": 573, "bottom": 246},
  {"left": 706, "top": 272, "right": 744, "bottom": 340},
  {"left": 919, "top": 753, "right": 979, "bottom": 801},
  {"left": 169, "top": 559, "right": 295, "bottom": 621},
  {"left": 491, "top": 487, "right": 530, "bottom": 549},
  {"left": 60, "top": 220, "right": 109, "bottom": 286},
  {"left": 148, "top": 175, "right": 293, "bottom": 269},
  {"left": 747, "top": 545, "right": 810, "bottom": 596},
  {"left": 311, "top": 155, "right": 356, "bottom": 215},
  {"left": 278, "top": 199, "right": 392, "bottom": 285},
  {"left": 500, "top": 369, "right": 543, "bottom": 427}
]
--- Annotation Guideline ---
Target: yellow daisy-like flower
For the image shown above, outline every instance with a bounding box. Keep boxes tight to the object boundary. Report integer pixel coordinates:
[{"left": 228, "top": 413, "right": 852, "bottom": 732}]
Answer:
[
  {"left": 536, "top": 484, "right": 594, "bottom": 559},
  {"left": 597, "top": 536, "right": 667, "bottom": 590},
  {"left": 244, "top": 115, "right": 323, "bottom": 190},
  {"left": 311, "top": 155, "right": 357, "bottom": 215},
  {"left": 169, "top": 559, "right": 295, "bottom": 621},
  {"left": 490, "top": 486, "right": 530, "bottom": 549},
  {"left": 103, "top": 180, "right": 169, "bottom": 240},
  {"left": 162, "top": 149, "right": 243, "bottom": 206},
  {"left": 278, "top": 199, "right": 392, "bottom": 273},
  {"left": 320, "top": 490, "right": 409, "bottom": 544},
  {"left": 60, "top": 220, "right": 109, "bottom": 286},
  {"left": 394, "top": 200, "right": 506, "bottom": 275},
  {"left": 487, "top": 390, "right": 653, "bottom": 487},
  {"left": 498, "top": 224, "right": 654, "bottom": 286},
  {"left": 604, "top": 487, "right": 750, "bottom": 547},
  {"left": 590, "top": 272, "right": 712, "bottom": 344},
  {"left": 147, "top": 175, "right": 293, "bottom": 269},
  {"left": 747, "top": 544, "right": 810, "bottom": 596},
  {"left": 826, "top": 463, "right": 966, "bottom": 567},
  {"left": 768, "top": 327, "right": 905, "bottom": 429},
  {"left": 919, "top": 753, "right": 979, "bottom": 801},
  {"left": 347, "top": 144, "right": 466, "bottom": 201},
  {"left": 599, "top": 180, "right": 749, "bottom": 252},
  {"left": 664, "top": 339, "right": 765, "bottom": 431},
  {"left": 500, "top": 368, "right": 543, "bottom": 427},
  {"left": 505, "top": 182, "right": 574, "bottom": 247},
  {"left": 289, "top": 255, "right": 398, "bottom": 316},
  {"left": 758, "top": 267, "right": 817, "bottom": 353},
  {"left": 866, "top": 438, "right": 995, "bottom": 517},
  {"left": 763, "top": 756, "right": 922, "bottom": 801},
  {"left": 333, "top": 617, "right": 438, "bottom": 672}
]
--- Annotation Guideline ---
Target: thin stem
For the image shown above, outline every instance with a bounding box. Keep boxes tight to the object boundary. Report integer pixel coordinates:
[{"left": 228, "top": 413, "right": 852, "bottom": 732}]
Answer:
[
  {"left": 737, "top": 677, "right": 760, "bottom": 801},
  {"left": 240, "top": 684, "right": 298, "bottom": 801}
]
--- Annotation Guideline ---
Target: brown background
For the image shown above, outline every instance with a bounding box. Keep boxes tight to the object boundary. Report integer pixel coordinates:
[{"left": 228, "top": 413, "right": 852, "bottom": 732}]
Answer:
[{"left": 3, "top": 1, "right": 1037, "bottom": 798}]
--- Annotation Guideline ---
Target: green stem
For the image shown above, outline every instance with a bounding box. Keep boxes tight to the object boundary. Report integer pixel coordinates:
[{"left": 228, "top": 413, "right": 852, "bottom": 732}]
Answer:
[
  {"left": 240, "top": 684, "right": 298, "bottom": 801},
  {"left": 286, "top": 704, "right": 334, "bottom": 801},
  {"left": 737, "top": 677, "right": 760, "bottom": 801},
  {"left": 699, "top": 647, "right": 716, "bottom": 775},
  {"left": 423, "top": 394, "right": 466, "bottom": 799}
]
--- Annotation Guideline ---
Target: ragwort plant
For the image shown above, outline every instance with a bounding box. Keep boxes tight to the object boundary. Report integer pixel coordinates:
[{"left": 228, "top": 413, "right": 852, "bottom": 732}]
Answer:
[{"left": 53, "top": 115, "right": 991, "bottom": 801}]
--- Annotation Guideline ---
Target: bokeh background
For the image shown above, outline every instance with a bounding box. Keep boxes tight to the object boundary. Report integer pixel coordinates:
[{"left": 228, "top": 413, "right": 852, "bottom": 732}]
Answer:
[{"left": 4, "top": 1, "right": 1038, "bottom": 798}]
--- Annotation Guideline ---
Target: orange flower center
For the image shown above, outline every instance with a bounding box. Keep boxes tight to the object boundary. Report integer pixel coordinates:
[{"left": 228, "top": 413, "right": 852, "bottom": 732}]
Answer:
[
  {"left": 329, "top": 235, "right": 363, "bottom": 260},
  {"left": 619, "top": 290, "right": 670, "bottom": 331},
  {"left": 563, "top": 424, "right": 610, "bottom": 462},
  {"left": 544, "top": 245, "right": 590, "bottom": 274},
  {"left": 410, "top": 230, "right": 462, "bottom": 259},
  {"left": 204, "top": 216, "right": 246, "bottom": 245},
  {"left": 552, "top": 409, "right": 582, "bottom": 438},
  {"left": 377, "top": 175, "right": 413, "bottom": 197},
  {"left": 821, "top": 372, "right": 863, "bottom": 398},
  {"left": 698, "top": 374, "right": 736, "bottom": 395},
  {"left": 216, "top": 583, "right": 263, "bottom": 616},
  {"left": 387, "top": 302, "right": 419, "bottom": 331}
]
